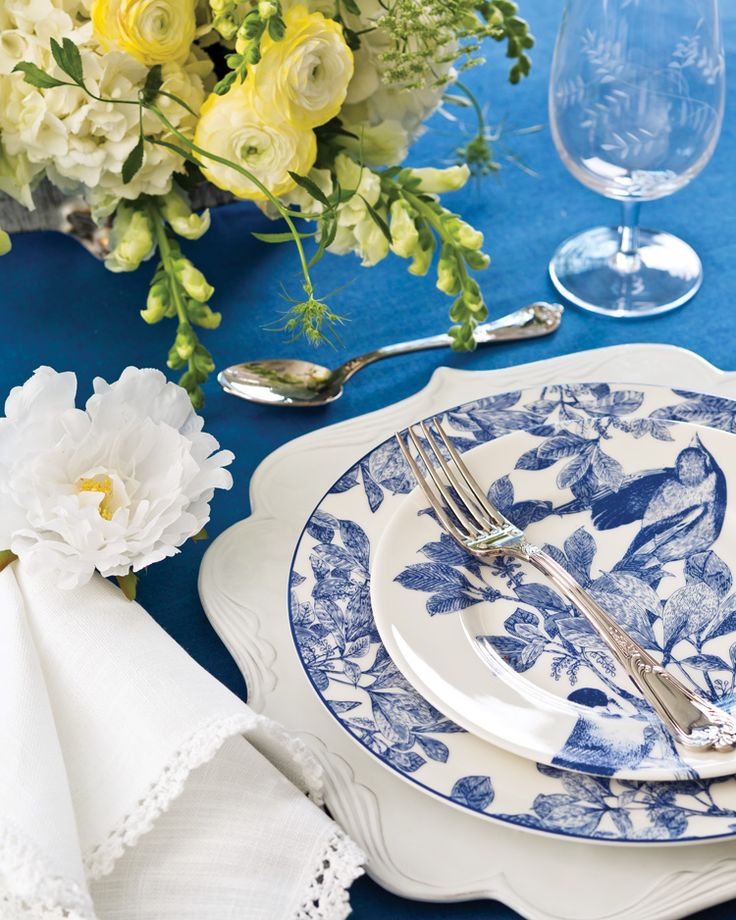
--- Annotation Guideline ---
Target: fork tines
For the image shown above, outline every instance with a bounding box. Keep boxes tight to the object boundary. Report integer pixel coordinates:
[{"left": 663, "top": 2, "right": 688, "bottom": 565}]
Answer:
[{"left": 394, "top": 418, "right": 510, "bottom": 545}]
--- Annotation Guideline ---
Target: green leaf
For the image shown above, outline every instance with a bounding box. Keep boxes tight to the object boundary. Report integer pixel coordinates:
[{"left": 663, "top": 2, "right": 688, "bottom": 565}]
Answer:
[
  {"left": 192, "top": 528, "right": 208, "bottom": 542},
  {"left": 252, "top": 230, "right": 316, "bottom": 244},
  {"left": 122, "top": 134, "right": 145, "bottom": 184},
  {"left": 12, "top": 62, "right": 66, "bottom": 89},
  {"left": 115, "top": 570, "right": 139, "bottom": 601},
  {"left": 309, "top": 218, "right": 337, "bottom": 267},
  {"left": 50, "top": 37, "right": 84, "bottom": 85},
  {"left": 341, "top": 0, "right": 361, "bottom": 13},
  {"left": 141, "top": 64, "right": 163, "bottom": 103},
  {"left": 287, "top": 171, "right": 330, "bottom": 207},
  {"left": 0, "top": 550, "right": 17, "bottom": 573},
  {"left": 361, "top": 196, "right": 391, "bottom": 242},
  {"left": 268, "top": 15, "right": 286, "bottom": 41},
  {"left": 214, "top": 71, "right": 238, "bottom": 95}
]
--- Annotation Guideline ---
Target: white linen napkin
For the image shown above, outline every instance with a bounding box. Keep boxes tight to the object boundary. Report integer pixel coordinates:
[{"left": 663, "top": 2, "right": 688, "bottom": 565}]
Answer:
[{"left": 0, "top": 561, "right": 364, "bottom": 920}]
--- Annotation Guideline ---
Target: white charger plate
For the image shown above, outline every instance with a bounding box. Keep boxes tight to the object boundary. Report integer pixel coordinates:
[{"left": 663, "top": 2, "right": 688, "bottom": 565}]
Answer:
[
  {"left": 372, "top": 419, "right": 736, "bottom": 781},
  {"left": 201, "top": 346, "right": 736, "bottom": 918},
  {"left": 287, "top": 380, "right": 736, "bottom": 844}
]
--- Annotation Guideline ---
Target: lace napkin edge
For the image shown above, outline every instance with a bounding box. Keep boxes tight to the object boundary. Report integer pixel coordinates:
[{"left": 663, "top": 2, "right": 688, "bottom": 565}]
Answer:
[
  {"left": 83, "top": 710, "right": 326, "bottom": 880},
  {"left": 296, "top": 826, "right": 366, "bottom": 920},
  {"left": 0, "top": 822, "right": 95, "bottom": 920}
]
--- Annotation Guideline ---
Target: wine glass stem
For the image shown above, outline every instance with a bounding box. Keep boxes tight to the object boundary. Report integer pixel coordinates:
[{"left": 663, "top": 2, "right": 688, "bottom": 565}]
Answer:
[{"left": 615, "top": 200, "right": 642, "bottom": 273}]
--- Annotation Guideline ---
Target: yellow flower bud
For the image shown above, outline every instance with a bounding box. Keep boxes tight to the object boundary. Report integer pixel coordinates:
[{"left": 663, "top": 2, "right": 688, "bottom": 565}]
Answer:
[
  {"left": 141, "top": 281, "right": 169, "bottom": 323},
  {"left": 389, "top": 200, "right": 419, "bottom": 259},
  {"left": 258, "top": 0, "right": 277, "bottom": 17},
  {"left": 463, "top": 279, "right": 485, "bottom": 313},
  {"left": 175, "top": 324, "right": 196, "bottom": 359},
  {"left": 105, "top": 206, "right": 156, "bottom": 272},
  {"left": 446, "top": 217, "right": 484, "bottom": 251},
  {"left": 189, "top": 303, "right": 222, "bottom": 329},
  {"left": 408, "top": 165, "right": 471, "bottom": 193},
  {"left": 160, "top": 191, "right": 211, "bottom": 240},
  {"left": 92, "top": 0, "right": 196, "bottom": 65},
  {"left": 464, "top": 249, "right": 491, "bottom": 271},
  {"left": 436, "top": 244, "right": 461, "bottom": 296},
  {"left": 176, "top": 259, "right": 214, "bottom": 302},
  {"left": 408, "top": 232, "right": 436, "bottom": 277}
]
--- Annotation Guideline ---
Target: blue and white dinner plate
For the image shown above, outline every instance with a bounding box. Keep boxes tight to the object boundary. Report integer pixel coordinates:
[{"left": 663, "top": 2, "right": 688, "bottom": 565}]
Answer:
[
  {"left": 288, "top": 383, "right": 736, "bottom": 843},
  {"left": 372, "top": 420, "right": 736, "bottom": 782}
]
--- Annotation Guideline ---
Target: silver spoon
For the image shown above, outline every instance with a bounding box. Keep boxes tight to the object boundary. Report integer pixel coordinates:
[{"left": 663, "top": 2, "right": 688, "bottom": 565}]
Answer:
[{"left": 218, "top": 302, "right": 563, "bottom": 408}]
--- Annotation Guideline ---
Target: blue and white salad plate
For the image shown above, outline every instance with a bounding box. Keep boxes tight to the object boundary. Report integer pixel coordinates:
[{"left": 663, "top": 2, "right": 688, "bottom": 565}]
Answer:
[
  {"left": 373, "top": 420, "right": 736, "bottom": 782},
  {"left": 288, "top": 382, "right": 736, "bottom": 843}
]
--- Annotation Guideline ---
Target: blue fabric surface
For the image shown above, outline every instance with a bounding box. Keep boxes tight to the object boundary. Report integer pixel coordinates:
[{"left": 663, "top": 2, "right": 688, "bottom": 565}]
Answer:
[{"left": 3, "top": 1, "right": 736, "bottom": 916}]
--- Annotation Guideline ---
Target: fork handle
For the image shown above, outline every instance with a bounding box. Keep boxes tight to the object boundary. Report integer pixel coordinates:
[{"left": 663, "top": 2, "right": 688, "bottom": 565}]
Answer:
[{"left": 520, "top": 543, "right": 736, "bottom": 752}]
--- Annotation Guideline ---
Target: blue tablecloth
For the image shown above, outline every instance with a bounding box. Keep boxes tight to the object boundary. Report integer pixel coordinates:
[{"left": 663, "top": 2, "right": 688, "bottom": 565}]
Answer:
[{"left": 4, "top": 1, "right": 736, "bottom": 916}]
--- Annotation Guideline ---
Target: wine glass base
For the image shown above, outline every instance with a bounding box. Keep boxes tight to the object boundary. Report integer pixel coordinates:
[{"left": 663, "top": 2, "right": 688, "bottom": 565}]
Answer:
[{"left": 549, "top": 226, "right": 703, "bottom": 318}]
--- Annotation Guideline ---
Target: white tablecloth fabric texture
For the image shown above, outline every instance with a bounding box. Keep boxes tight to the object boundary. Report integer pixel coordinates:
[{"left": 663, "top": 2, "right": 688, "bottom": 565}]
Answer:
[{"left": 0, "top": 562, "right": 364, "bottom": 919}]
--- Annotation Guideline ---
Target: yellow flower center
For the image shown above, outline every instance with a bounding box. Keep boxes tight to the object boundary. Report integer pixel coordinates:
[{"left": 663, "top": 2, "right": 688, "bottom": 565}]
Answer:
[{"left": 78, "top": 475, "right": 115, "bottom": 521}]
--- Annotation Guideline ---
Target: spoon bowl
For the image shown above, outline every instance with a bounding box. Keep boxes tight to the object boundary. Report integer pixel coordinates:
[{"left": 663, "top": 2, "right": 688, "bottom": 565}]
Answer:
[{"left": 218, "top": 359, "right": 344, "bottom": 407}]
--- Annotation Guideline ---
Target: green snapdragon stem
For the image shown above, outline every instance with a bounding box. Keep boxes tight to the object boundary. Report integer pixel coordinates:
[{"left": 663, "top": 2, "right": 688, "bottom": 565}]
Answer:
[
  {"left": 148, "top": 204, "right": 194, "bottom": 377},
  {"left": 398, "top": 185, "right": 472, "bottom": 290},
  {"left": 148, "top": 206, "right": 186, "bottom": 324}
]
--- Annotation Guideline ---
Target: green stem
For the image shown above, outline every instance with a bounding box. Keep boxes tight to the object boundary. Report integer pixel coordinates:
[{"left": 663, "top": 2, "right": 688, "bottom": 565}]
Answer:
[
  {"left": 149, "top": 204, "right": 186, "bottom": 325},
  {"left": 454, "top": 80, "right": 485, "bottom": 137},
  {"left": 148, "top": 203, "right": 196, "bottom": 379}
]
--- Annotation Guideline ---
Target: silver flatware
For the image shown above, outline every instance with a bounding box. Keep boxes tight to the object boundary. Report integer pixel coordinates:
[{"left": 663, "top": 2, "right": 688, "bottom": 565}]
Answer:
[
  {"left": 396, "top": 418, "right": 736, "bottom": 753},
  {"left": 218, "top": 302, "right": 563, "bottom": 407}
]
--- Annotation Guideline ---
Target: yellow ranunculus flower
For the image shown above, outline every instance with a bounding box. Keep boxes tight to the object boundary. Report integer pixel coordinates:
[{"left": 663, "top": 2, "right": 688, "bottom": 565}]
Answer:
[
  {"left": 193, "top": 84, "right": 317, "bottom": 201},
  {"left": 250, "top": 4, "right": 354, "bottom": 131},
  {"left": 92, "top": 0, "right": 196, "bottom": 65}
]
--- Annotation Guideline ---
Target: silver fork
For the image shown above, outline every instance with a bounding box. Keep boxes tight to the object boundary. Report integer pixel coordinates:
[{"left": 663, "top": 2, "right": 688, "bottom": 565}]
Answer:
[{"left": 395, "top": 418, "right": 736, "bottom": 753}]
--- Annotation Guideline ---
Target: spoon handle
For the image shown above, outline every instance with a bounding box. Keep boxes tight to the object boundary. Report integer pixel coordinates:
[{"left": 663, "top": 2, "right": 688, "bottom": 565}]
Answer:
[{"left": 335, "top": 303, "right": 563, "bottom": 383}]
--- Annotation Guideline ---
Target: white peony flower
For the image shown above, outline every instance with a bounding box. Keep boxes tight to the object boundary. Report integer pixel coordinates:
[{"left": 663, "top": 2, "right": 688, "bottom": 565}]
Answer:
[{"left": 0, "top": 366, "right": 233, "bottom": 590}]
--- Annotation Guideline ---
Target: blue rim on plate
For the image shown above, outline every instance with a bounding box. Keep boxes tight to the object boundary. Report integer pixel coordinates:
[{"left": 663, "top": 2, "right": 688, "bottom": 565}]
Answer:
[{"left": 288, "top": 383, "right": 736, "bottom": 844}]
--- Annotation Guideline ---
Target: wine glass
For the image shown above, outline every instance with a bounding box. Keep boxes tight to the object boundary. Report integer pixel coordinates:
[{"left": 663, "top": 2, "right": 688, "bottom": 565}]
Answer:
[{"left": 549, "top": 0, "right": 725, "bottom": 317}]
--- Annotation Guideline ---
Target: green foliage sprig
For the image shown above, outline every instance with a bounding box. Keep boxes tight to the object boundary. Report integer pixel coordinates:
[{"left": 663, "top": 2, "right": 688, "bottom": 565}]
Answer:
[
  {"left": 214, "top": 0, "right": 287, "bottom": 95},
  {"left": 371, "top": 0, "right": 533, "bottom": 90}
]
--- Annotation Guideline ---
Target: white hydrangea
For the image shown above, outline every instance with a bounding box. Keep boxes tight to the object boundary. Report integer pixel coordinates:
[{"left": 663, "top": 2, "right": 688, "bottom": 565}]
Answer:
[
  {"left": 0, "top": 0, "right": 210, "bottom": 209},
  {"left": 0, "top": 366, "right": 233, "bottom": 589}
]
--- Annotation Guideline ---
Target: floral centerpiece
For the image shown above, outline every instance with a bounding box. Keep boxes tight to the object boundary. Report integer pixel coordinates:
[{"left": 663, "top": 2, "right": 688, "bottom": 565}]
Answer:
[{"left": 0, "top": 0, "right": 532, "bottom": 405}]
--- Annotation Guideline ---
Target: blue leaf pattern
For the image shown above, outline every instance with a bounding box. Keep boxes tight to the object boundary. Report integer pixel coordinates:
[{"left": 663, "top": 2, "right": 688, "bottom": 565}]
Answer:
[
  {"left": 451, "top": 775, "right": 495, "bottom": 810},
  {"left": 290, "top": 382, "right": 736, "bottom": 841}
]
